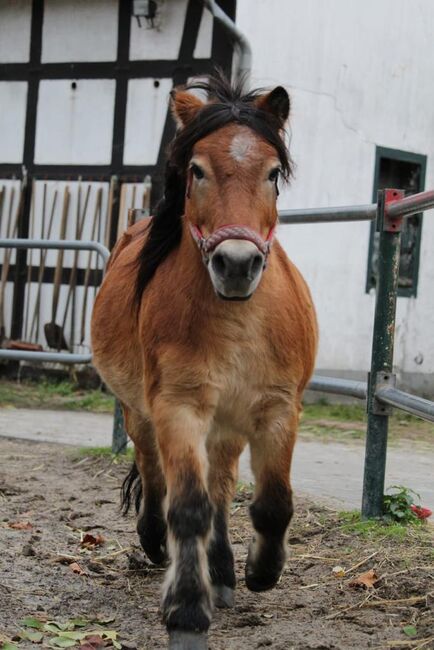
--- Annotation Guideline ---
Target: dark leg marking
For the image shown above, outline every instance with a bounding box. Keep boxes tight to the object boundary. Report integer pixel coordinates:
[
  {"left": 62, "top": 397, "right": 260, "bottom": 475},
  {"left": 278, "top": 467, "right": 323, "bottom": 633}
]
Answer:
[
  {"left": 208, "top": 507, "right": 235, "bottom": 608},
  {"left": 163, "top": 478, "right": 213, "bottom": 634},
  {"left": 121, "top": 462, "right": 167, "bottom": 565},
  {"left": 245, "top": 480, "right": 294, "bottom": 592}
]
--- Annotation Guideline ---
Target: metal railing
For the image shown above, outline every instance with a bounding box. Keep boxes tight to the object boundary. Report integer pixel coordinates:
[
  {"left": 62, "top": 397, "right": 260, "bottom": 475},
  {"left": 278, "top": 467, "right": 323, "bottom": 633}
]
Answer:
[
  {"left": 287, "top": 188, "right": 434, "bottom": 518},
  {"left": 0, "top": 239, "right": 109, "bottom": 364},
  {"left": 1, "top": 190, "right": 433, "bottom": 517}
]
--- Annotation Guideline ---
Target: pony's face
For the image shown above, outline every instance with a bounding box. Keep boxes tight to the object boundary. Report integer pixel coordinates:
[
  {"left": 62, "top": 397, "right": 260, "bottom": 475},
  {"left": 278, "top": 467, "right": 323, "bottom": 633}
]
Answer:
[{"left": 171, "top": 87, "right": 290, "bottom": 300}]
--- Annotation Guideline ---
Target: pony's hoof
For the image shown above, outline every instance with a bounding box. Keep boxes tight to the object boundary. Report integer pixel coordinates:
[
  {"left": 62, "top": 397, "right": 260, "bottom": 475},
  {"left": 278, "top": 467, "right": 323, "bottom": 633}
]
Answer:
[
  {"left": 213, "top": 584, "right": 235, "bottom": 608},
  {"left": 168, "top": 631, "right": 208, "bottom": 650},
  {"left": 245, "top": 567, "right": 280, "bottom": 592}
]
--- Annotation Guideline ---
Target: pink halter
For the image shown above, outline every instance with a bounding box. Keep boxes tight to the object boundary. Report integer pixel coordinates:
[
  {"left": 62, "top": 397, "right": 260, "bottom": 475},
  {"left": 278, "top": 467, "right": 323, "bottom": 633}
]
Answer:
[{"left": 189, "top": 223, "right": 276, "bottom": 267}]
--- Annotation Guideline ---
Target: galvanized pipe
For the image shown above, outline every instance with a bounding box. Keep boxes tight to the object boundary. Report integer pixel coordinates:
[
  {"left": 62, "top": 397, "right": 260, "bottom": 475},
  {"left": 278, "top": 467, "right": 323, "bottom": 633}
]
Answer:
[
  {"left": 308, "top": 375, "right": 367, "bottom": 400},
  {"left": 279, "top": 204, "right": 377, "bottom": 224},
  {"left": 0, "top": 239, "right": 110, "bottom": 268},
  {"left": 0, "top": 349, "right": 91, "bottom": 364},
  {"left": 0, "top": 238, "right": 109, "bottom": 365},
  {"left": 386, "top": 189, "right": 434, "bottom": 219},
  {"left": 376, "top": 386, "right": 434, "bottom": 423},
  {"left": 202, "top": 0, "right": 252, "bottom": 85}
]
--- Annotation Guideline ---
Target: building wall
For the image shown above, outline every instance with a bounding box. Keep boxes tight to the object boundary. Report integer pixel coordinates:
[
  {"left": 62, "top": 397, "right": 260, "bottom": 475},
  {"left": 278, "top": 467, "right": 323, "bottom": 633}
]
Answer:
[
  {"left": 0, "top": 0, "right": 233, "bottom": 353},
  {"left": 237, "top": 0, "right": 434, "bottom": 395}
]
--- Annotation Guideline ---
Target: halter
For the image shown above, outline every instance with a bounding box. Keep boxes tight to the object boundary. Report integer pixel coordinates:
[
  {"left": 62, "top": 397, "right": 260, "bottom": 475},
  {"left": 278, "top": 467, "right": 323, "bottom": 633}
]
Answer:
[{"left": 189, "top": 222, "right": 276, "bottom": 267}]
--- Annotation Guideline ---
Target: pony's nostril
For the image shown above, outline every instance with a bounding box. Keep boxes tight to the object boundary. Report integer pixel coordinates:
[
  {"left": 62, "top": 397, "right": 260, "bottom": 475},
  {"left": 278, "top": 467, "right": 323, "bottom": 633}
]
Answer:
[
  {"left": 212, "top": 252, "right": 227, "bottom": 277},
  {"left": 250, "top": 254, "right": 264, "bottom": 277}
]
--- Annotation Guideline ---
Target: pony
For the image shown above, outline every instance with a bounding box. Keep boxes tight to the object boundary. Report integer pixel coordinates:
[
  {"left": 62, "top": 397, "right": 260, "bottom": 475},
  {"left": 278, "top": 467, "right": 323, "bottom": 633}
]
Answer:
[{"left": 91, "top": 73, "right": 317, "bottom": 650}]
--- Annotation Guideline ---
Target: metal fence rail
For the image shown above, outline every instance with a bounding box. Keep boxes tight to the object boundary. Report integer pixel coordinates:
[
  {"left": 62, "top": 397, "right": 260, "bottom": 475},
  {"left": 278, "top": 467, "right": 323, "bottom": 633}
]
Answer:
[
  {"left": 0, "top": 239, "right": 109, "bottom": 364},
  {"left": 1, "top": 189, "right": 433, "bottom": 519}
]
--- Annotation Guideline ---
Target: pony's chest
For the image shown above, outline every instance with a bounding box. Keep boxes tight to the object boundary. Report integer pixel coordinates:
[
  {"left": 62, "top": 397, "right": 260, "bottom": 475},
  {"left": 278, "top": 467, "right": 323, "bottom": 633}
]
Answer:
[{"left": 211, "top": 342, "right": 293, "bottom": 434}]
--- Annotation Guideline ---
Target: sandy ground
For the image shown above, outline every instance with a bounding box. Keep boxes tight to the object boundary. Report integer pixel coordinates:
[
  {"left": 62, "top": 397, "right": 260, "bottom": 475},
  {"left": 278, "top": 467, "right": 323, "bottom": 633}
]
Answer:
[
  {"left": 0, "top": 408, "right": 433, "bottom": 509},
  {"left": 1, "top": 437, "right": 433, "bottom": 650}
]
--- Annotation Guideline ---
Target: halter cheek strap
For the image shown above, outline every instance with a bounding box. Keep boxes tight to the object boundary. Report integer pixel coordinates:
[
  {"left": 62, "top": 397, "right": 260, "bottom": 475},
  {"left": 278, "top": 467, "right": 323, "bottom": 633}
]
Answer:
[{"left": 189, "top": 222, "right": 276, "bottom": 268}]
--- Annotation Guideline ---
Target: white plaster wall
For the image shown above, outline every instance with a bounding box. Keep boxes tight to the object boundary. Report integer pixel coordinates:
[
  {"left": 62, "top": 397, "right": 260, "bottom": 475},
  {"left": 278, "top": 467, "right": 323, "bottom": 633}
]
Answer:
[
  {"left": 124, "top": 78, "right": 173, "bottom": 165},
  {"left": 34, "top": 79, "right": 116, "bottom": 165},
  {"left": 130, "top": 0, "right": 188, "bottom": 60},
  {"left": 0, "top": 0, "right": 31, "bottom": 63},
  {"left": 41, "top": 0, "right": 118, "bottom": 62},
  {"left": 237, "top": 0, "right": 434, "bottom": 381},
  {"left": 0, "top": 82, "right": 28, "bottom": 163},
  {"left": 194, "top": 7, "right": 213, "bottom": 59}
]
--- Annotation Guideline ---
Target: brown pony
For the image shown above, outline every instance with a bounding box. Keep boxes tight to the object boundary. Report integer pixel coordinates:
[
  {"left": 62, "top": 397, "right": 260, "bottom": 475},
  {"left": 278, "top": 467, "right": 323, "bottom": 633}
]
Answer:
[{"left": 91, "top": 75, "right": 317, "bottom": 650}]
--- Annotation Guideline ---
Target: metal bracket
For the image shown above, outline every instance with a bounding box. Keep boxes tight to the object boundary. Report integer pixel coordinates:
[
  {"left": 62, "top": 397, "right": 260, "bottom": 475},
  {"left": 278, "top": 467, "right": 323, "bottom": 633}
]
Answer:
[
  {"left": 372, "top": 371, "right": 397, "bottom": 415},
  {"left": 382, "top": 188, "right": 405, "bottom": 232}
]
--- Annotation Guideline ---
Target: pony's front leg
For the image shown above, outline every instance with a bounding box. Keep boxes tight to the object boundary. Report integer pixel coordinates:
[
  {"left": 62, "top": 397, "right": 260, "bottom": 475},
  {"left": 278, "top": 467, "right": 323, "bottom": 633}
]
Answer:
[
  {"left": 245, "top": 414, "right": 297, "bottom": 592},
  {"left": 152, "top": 395, "right": 214, "bottom": 650}
]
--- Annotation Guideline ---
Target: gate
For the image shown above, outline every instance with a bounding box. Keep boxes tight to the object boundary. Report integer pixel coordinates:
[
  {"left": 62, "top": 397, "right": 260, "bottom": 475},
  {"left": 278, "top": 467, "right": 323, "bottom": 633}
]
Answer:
[{"left": 0, "top": 188, "right": 433, "bottom": 519}]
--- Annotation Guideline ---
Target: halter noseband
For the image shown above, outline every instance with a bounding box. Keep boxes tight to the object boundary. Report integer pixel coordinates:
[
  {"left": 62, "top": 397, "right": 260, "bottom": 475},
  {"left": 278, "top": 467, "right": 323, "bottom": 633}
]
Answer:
[{"left": 189, "top": 222, "right": 276, "bottom": 267}]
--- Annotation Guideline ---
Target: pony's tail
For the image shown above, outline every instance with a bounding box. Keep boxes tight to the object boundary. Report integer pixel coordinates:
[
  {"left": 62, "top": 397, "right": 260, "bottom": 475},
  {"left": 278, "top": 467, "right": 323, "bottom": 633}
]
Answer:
[{"left": 120, "top": 461, "right": 142, "bottom": 515}]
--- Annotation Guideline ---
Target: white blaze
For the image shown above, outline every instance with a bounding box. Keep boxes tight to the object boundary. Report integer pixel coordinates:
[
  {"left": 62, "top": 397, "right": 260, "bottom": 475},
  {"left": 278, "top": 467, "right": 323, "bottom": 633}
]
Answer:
[{"left": 229, "top": 132, "right": 256, "bottom": 162}]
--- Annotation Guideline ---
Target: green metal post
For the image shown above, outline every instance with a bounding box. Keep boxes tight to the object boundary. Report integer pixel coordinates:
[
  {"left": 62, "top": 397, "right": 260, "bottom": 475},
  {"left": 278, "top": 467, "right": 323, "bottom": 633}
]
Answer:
[
  {"left": 112, "top": 399, "right": 128, "bottom": 454},
  {"left": 361, "top": 189, "right": 404, "bottom": 518}
]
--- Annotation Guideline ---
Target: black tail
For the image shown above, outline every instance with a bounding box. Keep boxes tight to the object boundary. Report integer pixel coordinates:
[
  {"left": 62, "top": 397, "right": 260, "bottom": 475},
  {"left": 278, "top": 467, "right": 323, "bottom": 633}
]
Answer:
[{"left": 121, "top": 461, "right": 143, "bottom": 515}]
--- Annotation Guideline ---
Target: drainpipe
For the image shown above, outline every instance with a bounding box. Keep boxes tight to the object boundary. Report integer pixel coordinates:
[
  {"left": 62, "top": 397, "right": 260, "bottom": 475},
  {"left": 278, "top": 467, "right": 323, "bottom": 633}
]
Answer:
[{"left": 203, "top": 0, "right": 252, "bottom": 85}]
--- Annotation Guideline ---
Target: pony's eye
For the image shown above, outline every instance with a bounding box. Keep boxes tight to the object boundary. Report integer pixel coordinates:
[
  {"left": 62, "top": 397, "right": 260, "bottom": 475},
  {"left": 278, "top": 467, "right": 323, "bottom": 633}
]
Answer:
[
  {"left": 268, "top": 168, "right": 281, "bottom": 182},
  {"left": 191, "top": 163, "right": 205, "bottom": 180}
]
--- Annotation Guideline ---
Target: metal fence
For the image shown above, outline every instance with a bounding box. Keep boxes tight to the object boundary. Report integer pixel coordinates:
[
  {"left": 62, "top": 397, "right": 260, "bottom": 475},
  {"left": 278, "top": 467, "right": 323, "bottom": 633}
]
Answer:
[
  {"left": 282, "top": 188, "right": 434, "bottom": 518},
  {"left": 0, "top": 189, "right": 433, "bottom": 519}
]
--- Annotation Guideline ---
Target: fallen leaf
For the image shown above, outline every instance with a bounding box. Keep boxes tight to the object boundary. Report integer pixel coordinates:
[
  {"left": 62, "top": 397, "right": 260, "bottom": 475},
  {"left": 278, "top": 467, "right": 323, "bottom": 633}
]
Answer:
[
  {"left": 69, "top": 562, "right": 88, "bottom": 576},
  {"left": 8, "top": 521, "right": 33, "bottom": 530},
  {"left": 48, "top": 638, "right": 77, "bottom": 648},
  {"left": 19, "top": 617, "right": 43, "bottom": 629},
  {"left": 20, "top": 630, "right": 43, "bottom": 643},
  {"left": 81, "top": 533, "right": 105, "bottom": 549},
  {"left": 349, "top": 568, "right": 379, "bottom": 589},
  {"left": 79, "top": 635, "right": 107, "bottom": 649},
  {"left": 403, "top": 625, "right": 418, "bottom": 638},
  {"left": 332, "top": 565, "right": 346, "bottom": 578}
]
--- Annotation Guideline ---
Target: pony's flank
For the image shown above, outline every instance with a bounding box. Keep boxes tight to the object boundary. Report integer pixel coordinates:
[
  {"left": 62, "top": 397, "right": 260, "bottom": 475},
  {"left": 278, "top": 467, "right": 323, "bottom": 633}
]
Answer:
[{"left": 134, "top": 73, "right": 292, "bottom": 305}]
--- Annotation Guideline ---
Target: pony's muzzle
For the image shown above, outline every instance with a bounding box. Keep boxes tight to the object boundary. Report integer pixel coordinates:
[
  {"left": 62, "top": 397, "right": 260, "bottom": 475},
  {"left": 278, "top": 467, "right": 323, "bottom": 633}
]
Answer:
[{"left": 208, "top": 239, "right": 265, "bottom": 300}]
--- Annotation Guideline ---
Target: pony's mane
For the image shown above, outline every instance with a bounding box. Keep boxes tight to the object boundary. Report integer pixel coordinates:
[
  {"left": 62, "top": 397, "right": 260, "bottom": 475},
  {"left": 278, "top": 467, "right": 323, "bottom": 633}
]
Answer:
[{"left": 134, "top": 72, "right": 292, "bottom": 304}]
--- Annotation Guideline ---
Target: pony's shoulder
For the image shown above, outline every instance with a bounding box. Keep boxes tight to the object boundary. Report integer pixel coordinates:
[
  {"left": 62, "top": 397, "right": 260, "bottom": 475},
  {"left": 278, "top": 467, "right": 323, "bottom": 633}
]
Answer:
[{"left": 107, "top": 218, "right": 152, "bottom": 271}]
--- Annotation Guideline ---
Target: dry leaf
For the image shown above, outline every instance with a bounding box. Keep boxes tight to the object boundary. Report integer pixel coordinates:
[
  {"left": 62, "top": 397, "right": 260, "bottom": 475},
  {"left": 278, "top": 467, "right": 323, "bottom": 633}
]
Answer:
[
  {"left": 332, "top": 565, "right": 346, "bottom": 578},
  {"left": 79, "top": 635, "right": 107, "bottom": 649},
  {"left": 81, "top": 533, "right": 105, "bottom": 549},
  {"left": 349, "top": 568, "right": 379, "bottom": 589},
  {"left": 8, "top": 521, "right": 33, "bottom": 530},
  {"left": 69, "top": 562, "right": 88, "bottom": 576}
]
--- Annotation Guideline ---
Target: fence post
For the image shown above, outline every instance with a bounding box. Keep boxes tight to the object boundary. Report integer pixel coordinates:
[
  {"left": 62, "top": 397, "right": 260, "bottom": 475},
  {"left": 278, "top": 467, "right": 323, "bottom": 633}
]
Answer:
[
  {"left": 112, "top": 399, "right": 128, "bottom": 454},
  {"left": 361, "top": 189, "right": 404, "bottom": 518}
]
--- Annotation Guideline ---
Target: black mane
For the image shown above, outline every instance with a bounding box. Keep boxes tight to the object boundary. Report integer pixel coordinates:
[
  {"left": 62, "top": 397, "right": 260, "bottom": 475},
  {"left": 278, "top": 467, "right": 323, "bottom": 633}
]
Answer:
[{"left": 134, "top": 72, "right": 292, "bottom": 304}]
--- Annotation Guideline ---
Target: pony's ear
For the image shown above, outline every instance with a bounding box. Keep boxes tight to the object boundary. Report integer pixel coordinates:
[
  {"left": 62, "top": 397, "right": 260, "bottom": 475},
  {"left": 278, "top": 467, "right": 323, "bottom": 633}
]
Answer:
[
  {"left": 256, "top": 86, "right": 290, "bottom": 126},
  {"left": 170, "top": 90, "right": 205, "bottom": 128}
]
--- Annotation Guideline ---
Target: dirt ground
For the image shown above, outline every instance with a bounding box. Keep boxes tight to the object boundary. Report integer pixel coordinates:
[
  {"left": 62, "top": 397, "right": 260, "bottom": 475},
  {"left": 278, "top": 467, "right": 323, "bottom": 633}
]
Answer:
[{"left": 0, "top": 437, "right": 433, "bottom": 650}]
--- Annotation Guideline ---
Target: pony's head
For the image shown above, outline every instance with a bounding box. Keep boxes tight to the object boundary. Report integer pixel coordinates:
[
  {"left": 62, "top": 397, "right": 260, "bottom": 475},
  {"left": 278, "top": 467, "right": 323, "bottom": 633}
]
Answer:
[{"left": 136, "top": 73, "right": 292, "bottom": 302}]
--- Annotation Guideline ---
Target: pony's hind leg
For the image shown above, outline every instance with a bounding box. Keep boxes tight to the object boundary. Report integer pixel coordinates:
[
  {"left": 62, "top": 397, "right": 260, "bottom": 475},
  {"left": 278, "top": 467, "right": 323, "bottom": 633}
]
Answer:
[
  {"left": 206, "top": 436, "right": 245, "bottom": 608},
  {"left": 245, "top": 412, "right": 297, "bottom": 592},
  {"left": 121, "top": 408, "right": 167, "bottom": 565}
]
